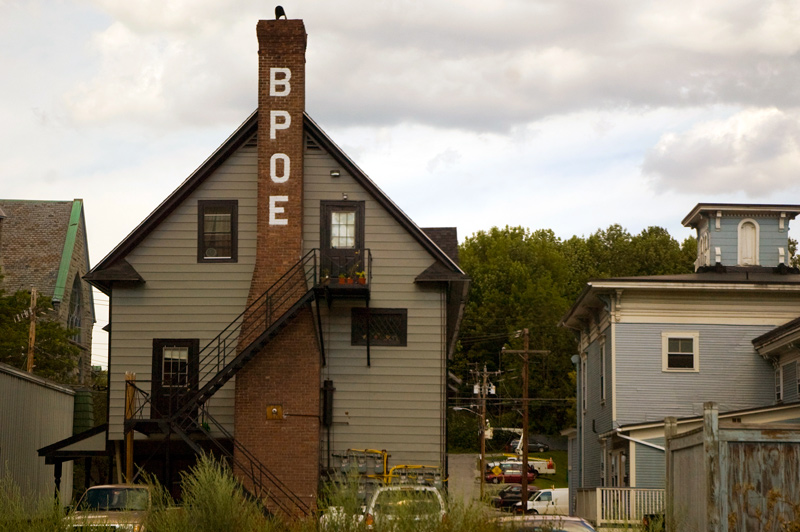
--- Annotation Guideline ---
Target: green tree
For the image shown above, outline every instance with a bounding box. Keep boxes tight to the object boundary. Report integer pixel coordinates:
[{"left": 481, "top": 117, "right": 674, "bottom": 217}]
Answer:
[
  {"left": 0, "top": 287, "right": 80, "bottom": 383},
  {"left": 451, "top": 223, "right": 698, "bottom": 446},
  {"left": 455, "top": 227, "right": 576, "bottom": 436}
]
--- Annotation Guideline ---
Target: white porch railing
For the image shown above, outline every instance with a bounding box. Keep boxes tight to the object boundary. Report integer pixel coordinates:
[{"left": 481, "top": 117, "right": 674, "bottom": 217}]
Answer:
[{"left": 576, "top": 488, "right": 664, "bottom": 526}]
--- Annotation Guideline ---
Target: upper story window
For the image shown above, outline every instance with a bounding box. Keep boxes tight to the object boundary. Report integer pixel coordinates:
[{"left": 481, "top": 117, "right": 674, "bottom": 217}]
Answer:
[
  {"left": 198, "top": 200, "right": 238, "bottom": 263},
  {"left": 662, "top": 331, "right": 700, "bottom": 372},
  {"left": 738, "top": 219, "right": 759, "bottom": 265}
]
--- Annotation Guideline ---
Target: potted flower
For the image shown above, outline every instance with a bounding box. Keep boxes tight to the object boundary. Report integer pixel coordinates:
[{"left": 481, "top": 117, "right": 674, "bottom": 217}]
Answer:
[
  {"left": 338, "top": 273, "right": 347, "bottom": 285},
  {"left": 355, "top": 271, "right": 367, "bottom": 285}
]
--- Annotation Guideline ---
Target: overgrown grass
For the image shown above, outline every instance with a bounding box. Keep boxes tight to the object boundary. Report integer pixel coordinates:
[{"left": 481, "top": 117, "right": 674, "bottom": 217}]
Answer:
[
  {"left": 0, "top": 471, "right": 64, "bottom": 532},
  {"left": 16, "top": 456, "right": 800, "bottom": 532}
]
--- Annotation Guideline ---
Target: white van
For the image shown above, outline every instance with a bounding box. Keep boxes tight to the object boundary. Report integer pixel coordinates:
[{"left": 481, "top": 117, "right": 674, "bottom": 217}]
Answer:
[{"left": 515, "top": 488, "right": 569, "bottom": 515}]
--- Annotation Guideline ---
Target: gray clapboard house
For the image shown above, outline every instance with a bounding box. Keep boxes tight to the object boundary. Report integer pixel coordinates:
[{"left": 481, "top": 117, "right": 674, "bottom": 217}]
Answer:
[
  {"left": 84, "top": 17, "right": 468, "bottom": 513},
  {"left": 560, "top": 204, "right": 800, "bottom": 517}
]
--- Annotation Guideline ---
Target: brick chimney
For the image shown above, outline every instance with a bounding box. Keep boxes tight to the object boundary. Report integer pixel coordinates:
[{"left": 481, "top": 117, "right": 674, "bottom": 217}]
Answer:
[{"left": 234, "top": 18, "right": 320, "bottom": 514}]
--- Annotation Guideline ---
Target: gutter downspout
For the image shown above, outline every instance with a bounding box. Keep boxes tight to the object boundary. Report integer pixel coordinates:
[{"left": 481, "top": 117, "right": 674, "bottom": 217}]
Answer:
[{"left": 605, "top": 429, "right": 665, "bottom": 452}]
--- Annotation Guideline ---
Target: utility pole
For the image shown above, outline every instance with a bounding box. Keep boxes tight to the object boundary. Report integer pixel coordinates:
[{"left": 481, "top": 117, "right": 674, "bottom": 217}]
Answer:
[
  {"left": 26, "top": 287, "right": 37, "bottom": 372},
  {"left": 470, "top": 364, "right": 499, "bottom": 501},
  {"left": 502, "top": 328, "right": 549, "bottom": 513}
]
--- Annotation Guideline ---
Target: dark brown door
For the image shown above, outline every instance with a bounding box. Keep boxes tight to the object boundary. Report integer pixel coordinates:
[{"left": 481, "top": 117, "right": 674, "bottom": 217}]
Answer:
[
  {"left": 320, "top": 201, "right": 365, "bottom": 278},
  {"left": 151, "top": 339, "right": 199, "bottom": 420}
]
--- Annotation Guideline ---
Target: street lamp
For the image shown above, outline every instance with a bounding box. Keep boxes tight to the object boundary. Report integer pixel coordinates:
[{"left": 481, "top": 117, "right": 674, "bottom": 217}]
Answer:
[{"left": 452, "top": 406, "right": 488, "bottom": 500}]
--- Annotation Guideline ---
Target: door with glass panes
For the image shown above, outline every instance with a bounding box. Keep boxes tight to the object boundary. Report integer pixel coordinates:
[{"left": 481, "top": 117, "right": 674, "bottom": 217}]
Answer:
[
  {"left": 151, "top": 339, "right": 199, "bottom": 420},
  {"left": 320, "top": 201, "right": 365, "bottom": 279}
]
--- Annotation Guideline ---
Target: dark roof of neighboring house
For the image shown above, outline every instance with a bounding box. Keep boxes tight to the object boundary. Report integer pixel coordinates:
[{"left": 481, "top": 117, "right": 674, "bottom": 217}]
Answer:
[
  {"left": 86, "top": 112, "right": 468, "bottom": 294},
  {"left": 0, "top": 199, "right": 87, "bottom": 303},
  {"left": 752, "top": 315, "right": 800, "bottom": 350},
  {"left": 422, "top": 228, "right": 460, "bottom": 265}
]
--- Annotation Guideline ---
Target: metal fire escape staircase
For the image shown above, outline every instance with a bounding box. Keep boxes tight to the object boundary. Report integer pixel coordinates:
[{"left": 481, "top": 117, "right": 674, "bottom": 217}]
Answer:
[{"left": 125, "top": 249, "right": 371, "bottom": 516}]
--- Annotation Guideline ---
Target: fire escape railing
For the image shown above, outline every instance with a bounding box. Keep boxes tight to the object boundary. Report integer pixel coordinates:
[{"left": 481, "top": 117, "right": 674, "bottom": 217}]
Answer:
[{"left": 123, "top": 248, "right": 372, "bottom": 516}]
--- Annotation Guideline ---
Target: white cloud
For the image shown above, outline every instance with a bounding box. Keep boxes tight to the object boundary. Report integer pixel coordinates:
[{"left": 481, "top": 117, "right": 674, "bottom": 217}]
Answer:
[{"left": 643, "top": 107, "right": 800, "bottom": 195}]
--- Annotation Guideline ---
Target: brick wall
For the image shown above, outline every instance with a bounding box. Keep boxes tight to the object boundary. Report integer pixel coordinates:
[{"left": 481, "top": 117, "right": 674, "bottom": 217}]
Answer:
[{"left": 234, "top": 18, "right": 321, "bottom": 514}]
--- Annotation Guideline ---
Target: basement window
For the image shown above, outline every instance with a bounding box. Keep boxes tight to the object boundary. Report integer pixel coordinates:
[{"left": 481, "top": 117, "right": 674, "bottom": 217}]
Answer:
[
  {"left": 198, "top": 200, "right": 238, "bottom": 263},
  {"left": 351, "top": 308, "right": 407, "bottom": 347}
]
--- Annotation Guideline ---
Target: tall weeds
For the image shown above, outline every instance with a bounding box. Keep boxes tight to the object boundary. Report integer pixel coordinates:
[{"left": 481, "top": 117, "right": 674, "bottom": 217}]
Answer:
[{"left": 0, "top": 471, "right": 64, "bottom": 532}]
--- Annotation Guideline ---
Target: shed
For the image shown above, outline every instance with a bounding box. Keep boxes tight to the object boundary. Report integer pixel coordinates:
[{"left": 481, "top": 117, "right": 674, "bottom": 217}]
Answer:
[{"left": 0, "top": 362, "right": 74, "bottom": 504}]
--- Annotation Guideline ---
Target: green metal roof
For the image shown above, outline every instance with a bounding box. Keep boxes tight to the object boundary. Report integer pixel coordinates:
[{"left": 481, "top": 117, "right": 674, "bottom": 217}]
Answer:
[{"left": 53, "top": 200, "right": 83, "bottom": 303}]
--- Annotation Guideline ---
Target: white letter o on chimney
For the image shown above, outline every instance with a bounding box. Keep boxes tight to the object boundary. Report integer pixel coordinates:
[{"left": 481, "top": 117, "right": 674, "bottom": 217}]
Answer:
[{"left": 270, "top": 153, "right": 290, "bottom": 183}]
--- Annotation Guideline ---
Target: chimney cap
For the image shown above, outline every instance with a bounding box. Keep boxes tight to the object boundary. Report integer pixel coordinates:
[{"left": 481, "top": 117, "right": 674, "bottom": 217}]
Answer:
[{"left": 275, "top": 5, "right": 287, "bottom": 19}]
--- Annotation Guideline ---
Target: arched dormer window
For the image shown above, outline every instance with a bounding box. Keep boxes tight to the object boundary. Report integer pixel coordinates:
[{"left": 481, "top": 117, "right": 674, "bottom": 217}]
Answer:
[
  {"left": 738, "top": 219, "right": 759, "bottom": 265},
  {"left": 67, "top": 275, "right": 82, "bottom": 342}
]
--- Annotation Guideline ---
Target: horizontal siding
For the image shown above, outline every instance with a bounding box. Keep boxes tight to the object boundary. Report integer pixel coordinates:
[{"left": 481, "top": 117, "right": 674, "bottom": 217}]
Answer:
[
  {"left": 615, "top": 323, "right": 776, "bottom": 425},
  {"left": 634, "top": 438, "right": 665, "bottom": 489},
  {"left": 579, "top": 330, "right": 611, "bottom": 488},
  {"left": 304, "top": 148, "right": 446, "bottom": 467},
  {"left": 108, "top": 145, "right": 258, "bottom": 440},
  {"left": 709, "top": 216, "right": 788, "bottom": 266},
  {"left": 617, "top": 289, "right": 800, "bottom": 325},
  {"left": 108, "top": 139, "right": 449, "bottom": 469}
]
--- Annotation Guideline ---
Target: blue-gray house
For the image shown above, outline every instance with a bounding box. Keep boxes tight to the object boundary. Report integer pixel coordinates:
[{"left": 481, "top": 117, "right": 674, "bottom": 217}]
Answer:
[{"left": 560, "top": 203, "right": 800, "bottom": 517}]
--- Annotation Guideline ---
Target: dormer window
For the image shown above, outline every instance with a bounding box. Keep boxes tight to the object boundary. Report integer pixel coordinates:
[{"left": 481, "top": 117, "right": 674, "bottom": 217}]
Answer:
[{"left": 738, "top": 219, "right": 759, "bottom": 265}]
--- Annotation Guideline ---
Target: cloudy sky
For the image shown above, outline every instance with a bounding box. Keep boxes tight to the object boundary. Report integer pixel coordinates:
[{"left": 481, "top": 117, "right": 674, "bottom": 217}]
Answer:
[{"left": 3, "top": 0, "right": 800, "bottom": 366}]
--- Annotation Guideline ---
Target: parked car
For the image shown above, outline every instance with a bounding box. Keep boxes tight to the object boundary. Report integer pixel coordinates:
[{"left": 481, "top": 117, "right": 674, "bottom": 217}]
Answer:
[
  {"left": 491, "top": 484, "right": 539, "bottom": 510},
  {"left": 498, "top": 514, "right": 597, "bottom": 531},
  {"left": 505, "top": 438, "right": 550, "bottom": 454},
  {"left": 485, "top": 462, "right": 538, "bottom": 484},
  {"left": 65, "top": 484, "right": 151, "bottom": 530},
  {"left": 364, "top": 485, "right": 445, "bottom": 528},
  {"left": 513, "top": 488, "right": 569, "bottom": 515}
]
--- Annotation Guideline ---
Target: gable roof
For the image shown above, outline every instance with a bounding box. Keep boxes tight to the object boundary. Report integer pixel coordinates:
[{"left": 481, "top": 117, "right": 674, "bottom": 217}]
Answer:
[
  {"left": 86, "top": 112, "right": 466, "bottom": 295},
  {"left": 0, "top": 199, "right": 88, "bottom": 303}
]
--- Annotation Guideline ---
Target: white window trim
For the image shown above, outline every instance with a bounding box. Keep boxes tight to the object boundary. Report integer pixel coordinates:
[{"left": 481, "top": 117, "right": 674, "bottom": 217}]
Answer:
[
  {"left": 661, "top": 331, "right": 700, "bottom": 373},
  {"left": 737, "top": 218, "right": 760, "bottom": 266}
]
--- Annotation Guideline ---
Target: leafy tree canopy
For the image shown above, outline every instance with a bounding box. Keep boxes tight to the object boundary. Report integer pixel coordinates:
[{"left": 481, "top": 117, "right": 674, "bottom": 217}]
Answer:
[
  {"left": 451, "top": 224, "right": 695, "bottom": 440},
  {"left": 0, "top": 285, "right": 81, "bottom": 384}
]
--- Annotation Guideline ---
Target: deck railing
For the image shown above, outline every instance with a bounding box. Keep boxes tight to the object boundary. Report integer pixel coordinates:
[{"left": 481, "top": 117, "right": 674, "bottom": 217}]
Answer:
[{"left": 577, "top": 487, "right": 664, "bottom": 526}]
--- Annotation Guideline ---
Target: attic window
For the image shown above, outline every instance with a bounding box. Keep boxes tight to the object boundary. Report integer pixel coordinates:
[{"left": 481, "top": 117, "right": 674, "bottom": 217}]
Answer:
[
  {"left": 738, "top": 219, "right": 759, "bottom": 265},
  {"left": 197, "top": 200, "right": 238, "bottom": 263}
]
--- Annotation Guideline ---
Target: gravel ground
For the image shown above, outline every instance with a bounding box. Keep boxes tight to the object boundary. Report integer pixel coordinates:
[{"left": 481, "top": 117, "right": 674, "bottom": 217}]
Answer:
[{"left": 447, "top": 454, "right": 480, "bottom": 505}]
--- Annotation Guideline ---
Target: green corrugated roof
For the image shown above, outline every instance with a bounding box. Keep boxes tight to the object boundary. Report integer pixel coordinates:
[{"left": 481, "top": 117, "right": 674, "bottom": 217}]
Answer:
[{"left": 53, "top": 200, "right": 82, "bottom": 303}]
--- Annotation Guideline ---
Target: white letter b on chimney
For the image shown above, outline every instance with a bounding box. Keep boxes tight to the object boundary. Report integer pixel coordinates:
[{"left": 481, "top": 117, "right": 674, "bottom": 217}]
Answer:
[{"left": 269, "top": 68, "right": 291, "bottom": 96}]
